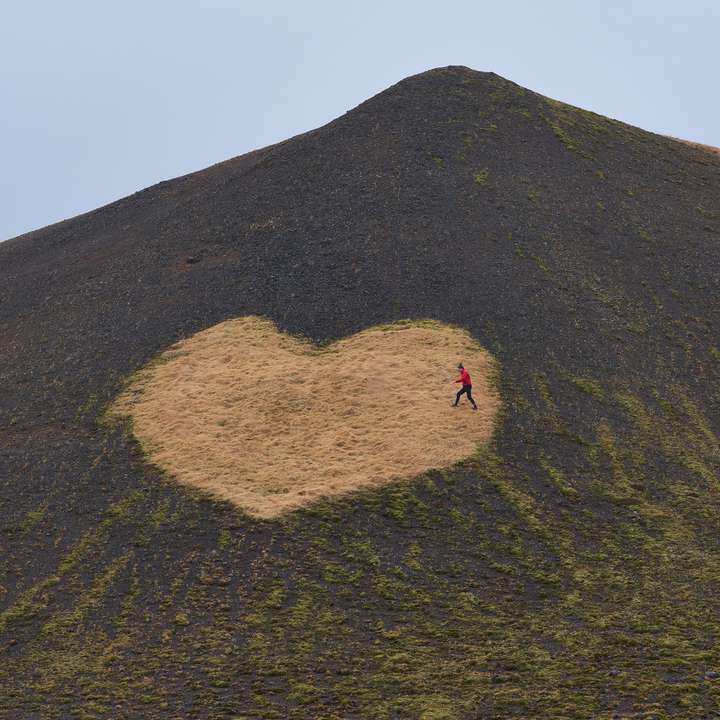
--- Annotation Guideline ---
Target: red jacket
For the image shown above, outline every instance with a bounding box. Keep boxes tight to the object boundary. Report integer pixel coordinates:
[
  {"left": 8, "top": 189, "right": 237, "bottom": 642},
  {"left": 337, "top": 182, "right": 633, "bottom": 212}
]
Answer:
[{"left": 456, "top": 368, "right": 472, "bottom": 386}]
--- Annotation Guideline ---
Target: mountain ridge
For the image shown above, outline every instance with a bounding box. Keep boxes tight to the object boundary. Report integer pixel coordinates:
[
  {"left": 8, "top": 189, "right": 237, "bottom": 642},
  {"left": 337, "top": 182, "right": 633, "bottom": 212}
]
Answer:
[
  {"left": 3, "top": 65, "right": 720, "bottom": 719},
  {"left": 6, "top": 65, "right": 715, "bottom": 248}
]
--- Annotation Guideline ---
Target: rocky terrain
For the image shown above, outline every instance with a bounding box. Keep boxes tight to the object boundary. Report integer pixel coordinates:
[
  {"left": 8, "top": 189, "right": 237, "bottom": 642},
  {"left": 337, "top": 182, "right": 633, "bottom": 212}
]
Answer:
[{"left": 2, "top": 66, "right": 720, "bottom": 719}]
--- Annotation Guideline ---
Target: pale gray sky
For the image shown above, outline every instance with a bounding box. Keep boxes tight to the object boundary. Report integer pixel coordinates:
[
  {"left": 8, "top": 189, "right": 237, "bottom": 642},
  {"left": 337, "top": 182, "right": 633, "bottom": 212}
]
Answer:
[{"left": 2, "top": 0, "right": 718, "bottom": 241}]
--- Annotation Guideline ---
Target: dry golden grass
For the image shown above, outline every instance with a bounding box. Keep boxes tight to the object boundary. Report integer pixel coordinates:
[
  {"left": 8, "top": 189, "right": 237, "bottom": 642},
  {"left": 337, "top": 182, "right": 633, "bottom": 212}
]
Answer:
[
  {"left": 670, "top": 136, "right": 720, "bottom": 156},
  {"left": 111, "top": 317, "right": 499, "bottom": 518}
]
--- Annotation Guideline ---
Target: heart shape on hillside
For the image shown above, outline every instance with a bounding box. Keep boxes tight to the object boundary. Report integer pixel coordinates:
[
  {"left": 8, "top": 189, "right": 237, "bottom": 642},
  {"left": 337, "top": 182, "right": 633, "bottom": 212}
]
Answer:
[{"left": 112, "top": 316, "right": 499, "bottom": 518}]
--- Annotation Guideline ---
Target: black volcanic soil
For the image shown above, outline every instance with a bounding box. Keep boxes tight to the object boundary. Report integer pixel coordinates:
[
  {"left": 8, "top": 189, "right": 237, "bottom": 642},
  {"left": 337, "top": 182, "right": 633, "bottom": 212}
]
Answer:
[{"left": 2, "top": 66, "right": 720, "bottom": 719}]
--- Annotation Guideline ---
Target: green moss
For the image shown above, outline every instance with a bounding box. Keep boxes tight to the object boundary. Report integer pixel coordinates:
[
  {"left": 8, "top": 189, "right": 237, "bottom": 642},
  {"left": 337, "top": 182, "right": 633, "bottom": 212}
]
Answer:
[
  {"left": 40, "top": 555, "right": 130, "bottom": 638},
  {"left": 541, "top": 98, "right": 605, "bottom": 160},
  {"left": 288, "top": 681, "right": 322, "bottom": 705},
  {"left": 0, "top": 576, "right": 59, "bottom": 633},
  {"left": 595, "top": 419, "right": 641, "bottom": 503},
  {"left": 530, "top": 253, "right": 549, "bottom": 273},
  {"left": 570, "top": 376, "right": 605, "bottom": 401},
  {"left": 19, "top": 503, "right": 48, "bottom": 532},
  {"left": 58, "top": 524, "right": 111, "bottom": 575},
  {"left": 638, "top": 227, "right": 654, "bottom": 244},
  {"left": 106, "top": 490, "right": 144, "bottom": 520},
  {"left": 217, "top": 527, "right": 231, "bottom": 550},
  {"left": 473, "top": 169, "right": 489, "bottom": 185},
  {"left": 538, "top": 454, "right": 579, "bottom": 501},
  {"left": 615, "top": 391, "right": 652, "bottom": 432}
]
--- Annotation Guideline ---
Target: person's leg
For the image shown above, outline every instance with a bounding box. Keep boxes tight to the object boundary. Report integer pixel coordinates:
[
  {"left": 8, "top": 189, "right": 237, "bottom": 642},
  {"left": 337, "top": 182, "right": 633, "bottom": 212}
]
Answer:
[
  {"left": 454, "top": 386, "right": 467, "bottom": 406},
  {"left": 467, "top": 385, "right": 478, "bottom": 409}
]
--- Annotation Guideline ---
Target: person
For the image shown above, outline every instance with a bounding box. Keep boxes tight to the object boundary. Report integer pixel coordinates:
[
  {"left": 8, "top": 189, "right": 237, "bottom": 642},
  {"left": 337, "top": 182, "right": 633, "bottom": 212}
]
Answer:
[{"left": 452, "top": 363, "right": 478, "bottom": 410}]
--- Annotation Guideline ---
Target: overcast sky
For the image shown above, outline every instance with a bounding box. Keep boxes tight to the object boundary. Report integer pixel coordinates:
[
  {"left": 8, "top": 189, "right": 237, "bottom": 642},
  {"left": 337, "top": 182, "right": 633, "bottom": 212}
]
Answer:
[{"left": 2, "top": 0, "right": 718, "bottom": 241}]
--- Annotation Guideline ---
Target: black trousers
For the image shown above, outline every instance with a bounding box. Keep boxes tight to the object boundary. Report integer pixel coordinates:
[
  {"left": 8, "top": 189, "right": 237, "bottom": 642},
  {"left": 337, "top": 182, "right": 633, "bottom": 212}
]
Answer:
[{"left": 455, "top": 384, "right": 477, "bottom": 408}]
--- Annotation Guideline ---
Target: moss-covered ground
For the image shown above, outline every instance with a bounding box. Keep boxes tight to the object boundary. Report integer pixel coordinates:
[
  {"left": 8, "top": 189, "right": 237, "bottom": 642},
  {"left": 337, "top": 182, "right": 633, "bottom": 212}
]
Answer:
[{"left": 3, "top": 358, "right": 720, "bottom": 718}]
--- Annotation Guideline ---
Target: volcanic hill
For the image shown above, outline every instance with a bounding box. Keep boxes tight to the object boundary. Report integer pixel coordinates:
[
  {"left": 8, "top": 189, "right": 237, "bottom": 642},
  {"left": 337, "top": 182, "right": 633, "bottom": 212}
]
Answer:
[{"left": 2, "top": 66, "right": 720, "bottom": 719}]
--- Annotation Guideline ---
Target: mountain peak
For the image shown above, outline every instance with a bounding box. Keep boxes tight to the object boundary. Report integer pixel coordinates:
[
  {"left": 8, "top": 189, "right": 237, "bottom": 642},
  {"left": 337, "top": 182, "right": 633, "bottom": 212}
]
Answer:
[{"left": 2, "top": 64, "right": 720, "bottom": 718}]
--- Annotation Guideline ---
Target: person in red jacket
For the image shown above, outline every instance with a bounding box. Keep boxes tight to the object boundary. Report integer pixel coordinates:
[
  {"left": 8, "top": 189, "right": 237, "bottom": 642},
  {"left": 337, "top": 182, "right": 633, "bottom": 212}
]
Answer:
[{"left": 453, "top": 363, "right": 478, "bottom": 410}]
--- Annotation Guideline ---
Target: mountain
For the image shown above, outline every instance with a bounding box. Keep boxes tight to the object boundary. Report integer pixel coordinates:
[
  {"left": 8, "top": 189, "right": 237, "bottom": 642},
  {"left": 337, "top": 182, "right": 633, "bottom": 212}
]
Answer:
[{"left": 2, "top": 65, "right": 720, "bottom": 719}]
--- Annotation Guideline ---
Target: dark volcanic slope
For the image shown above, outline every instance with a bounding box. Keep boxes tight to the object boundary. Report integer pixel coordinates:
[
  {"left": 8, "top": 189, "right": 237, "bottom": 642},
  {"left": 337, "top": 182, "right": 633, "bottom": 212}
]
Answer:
[{"left": 3, "top": 66, "right": 720, "bottom": 719}]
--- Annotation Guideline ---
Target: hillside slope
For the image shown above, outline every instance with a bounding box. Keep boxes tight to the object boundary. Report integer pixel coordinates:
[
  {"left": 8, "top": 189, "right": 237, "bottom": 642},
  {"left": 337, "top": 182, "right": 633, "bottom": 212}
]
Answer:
[{"left": 2, "top": 66, "right": 720, "bottom": 719}]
